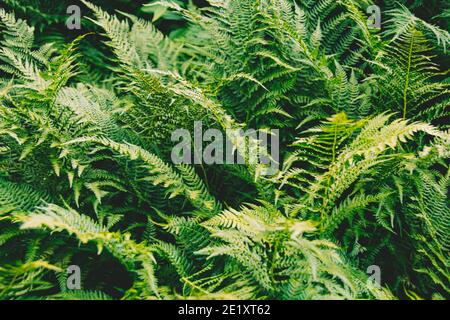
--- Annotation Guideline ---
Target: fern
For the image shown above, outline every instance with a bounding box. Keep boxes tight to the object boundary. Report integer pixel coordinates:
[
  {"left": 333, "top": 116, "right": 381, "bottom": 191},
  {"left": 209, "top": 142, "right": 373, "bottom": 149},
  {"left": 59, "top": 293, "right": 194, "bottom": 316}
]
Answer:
[{"left": 0, "top": 1, "right": 448, "bottom": 300}]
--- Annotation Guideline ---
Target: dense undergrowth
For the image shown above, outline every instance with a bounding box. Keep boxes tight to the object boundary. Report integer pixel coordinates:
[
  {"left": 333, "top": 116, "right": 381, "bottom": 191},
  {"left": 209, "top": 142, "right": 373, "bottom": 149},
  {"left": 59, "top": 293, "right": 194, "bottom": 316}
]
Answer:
[{"left": 0, "top": 0, "right": 449, "bottom": 300}]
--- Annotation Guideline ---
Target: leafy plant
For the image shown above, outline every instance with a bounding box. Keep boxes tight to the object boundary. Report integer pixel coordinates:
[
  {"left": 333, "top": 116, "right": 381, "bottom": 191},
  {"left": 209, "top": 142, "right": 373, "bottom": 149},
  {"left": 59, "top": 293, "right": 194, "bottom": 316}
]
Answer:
[{"left": 0, "top": 0, "right": 448, "bottom": 300}]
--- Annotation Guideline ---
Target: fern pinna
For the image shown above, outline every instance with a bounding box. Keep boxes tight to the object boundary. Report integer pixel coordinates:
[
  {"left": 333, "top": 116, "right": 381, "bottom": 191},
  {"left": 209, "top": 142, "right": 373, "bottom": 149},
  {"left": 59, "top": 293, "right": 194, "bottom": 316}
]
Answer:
[{"left": 0, "top": 0, "right": 448, "bottom": 300}]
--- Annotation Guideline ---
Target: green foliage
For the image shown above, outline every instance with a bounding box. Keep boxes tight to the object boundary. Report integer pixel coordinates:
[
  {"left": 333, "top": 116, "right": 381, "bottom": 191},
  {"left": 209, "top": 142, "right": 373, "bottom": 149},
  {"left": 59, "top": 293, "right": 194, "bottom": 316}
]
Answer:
[{"left": 0, "top": 0, "right": 448, "bottom": 300}]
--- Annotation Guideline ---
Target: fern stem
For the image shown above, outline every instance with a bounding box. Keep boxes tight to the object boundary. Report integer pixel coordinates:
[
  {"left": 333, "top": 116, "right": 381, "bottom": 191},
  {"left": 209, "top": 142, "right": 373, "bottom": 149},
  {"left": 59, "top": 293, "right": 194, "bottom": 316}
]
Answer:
[
  {"left": 331, "top": 123, "right": 338, "bottom": 163},
  {"left": 403, "top": 29, "right": 416, "bottom": 119},
  {"left": 321, "top": 122, "right": 339, "bottom": 223},
  {"left": 181, "top": 277, "right": 210, "bottom": 295}
]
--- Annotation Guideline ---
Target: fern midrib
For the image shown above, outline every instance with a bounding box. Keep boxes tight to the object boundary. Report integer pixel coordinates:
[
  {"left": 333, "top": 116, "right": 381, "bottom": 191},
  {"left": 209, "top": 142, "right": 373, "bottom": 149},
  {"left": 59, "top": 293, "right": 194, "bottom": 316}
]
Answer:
[
  {"left": 403, "top": 29, "right": 416, "bottom": 119},
  {"left": 321, "top": 122, "right": 339, "bottom": 225}
]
